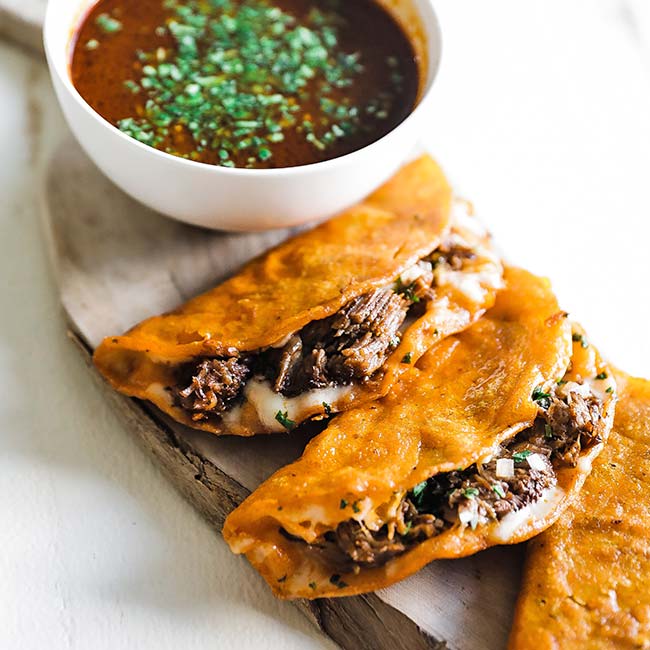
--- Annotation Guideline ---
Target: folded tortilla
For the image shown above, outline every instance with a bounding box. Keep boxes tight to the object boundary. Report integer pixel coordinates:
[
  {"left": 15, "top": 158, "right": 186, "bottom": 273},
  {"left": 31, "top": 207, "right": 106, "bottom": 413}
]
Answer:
[
  {"left": 509, "top": 371, "right": 649, "bottom": 650},
  {"left": 94, "top": 155, "right": 503, "bottom": 436},
  {"left": 223, "top": 267, "right": 616, "bottom": 598}
]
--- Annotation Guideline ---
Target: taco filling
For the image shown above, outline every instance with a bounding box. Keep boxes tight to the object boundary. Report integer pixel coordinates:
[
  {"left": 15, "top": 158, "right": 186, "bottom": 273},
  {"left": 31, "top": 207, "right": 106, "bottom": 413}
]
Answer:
[
  {"left": 173, "top": 207, "right": 499, "bottom": 429},
  {"left": 292, "top": 378, "right": 608, "bottom": 573}
]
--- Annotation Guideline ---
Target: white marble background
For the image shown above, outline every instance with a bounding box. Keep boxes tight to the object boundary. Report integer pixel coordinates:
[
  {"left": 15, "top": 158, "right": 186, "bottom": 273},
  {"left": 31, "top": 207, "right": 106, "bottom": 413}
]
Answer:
[{"left": 1, "top": 1, "right": 649, "bottom": 649}]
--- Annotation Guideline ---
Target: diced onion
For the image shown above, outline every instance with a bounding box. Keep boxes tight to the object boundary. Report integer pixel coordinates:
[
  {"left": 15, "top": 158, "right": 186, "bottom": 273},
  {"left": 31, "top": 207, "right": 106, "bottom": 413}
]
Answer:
[
  {"left": 496, "top": 458, "right": 514, "bottom": 478},
  {"left": 460, "top": 509, "right": 479, "bottom": 530},
  {"left": 526, "top": 453, "right": 547, "bottom": 471},
  {"left": 458, "top": 508, "right": 476, "bottom": 526},
  {"left": 399, "top": 261, "right": 432, "bottom": 285},
  {"left": 458, "top": 509, "right": 473, "bottom": 524}
]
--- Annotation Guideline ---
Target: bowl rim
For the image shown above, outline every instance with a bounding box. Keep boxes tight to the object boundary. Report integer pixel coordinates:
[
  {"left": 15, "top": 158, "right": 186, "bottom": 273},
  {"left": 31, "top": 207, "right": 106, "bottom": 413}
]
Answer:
[{"left": 43, "top": 0, "right": 442, "bottom": 178}]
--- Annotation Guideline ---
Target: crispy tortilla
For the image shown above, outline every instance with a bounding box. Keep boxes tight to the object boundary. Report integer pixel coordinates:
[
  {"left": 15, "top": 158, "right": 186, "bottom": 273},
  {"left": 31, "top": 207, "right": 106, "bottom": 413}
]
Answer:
[
  {"left": 509, "top": 371, "right": 649, "bottom": 650},
  {"left": 223, "top": 267, "right": 615, "bottom": 598},
  {"left": 94, "top": 155, "right": 503, "bottom": 436}
]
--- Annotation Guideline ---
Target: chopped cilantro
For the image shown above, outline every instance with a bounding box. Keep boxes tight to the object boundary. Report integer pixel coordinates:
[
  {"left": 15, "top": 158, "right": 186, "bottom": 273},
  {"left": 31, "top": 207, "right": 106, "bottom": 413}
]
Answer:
[
  {"left": 339, "top": 499, "right": 348, "bottom": 509},
  {"left": 402, "top": 521, "right": 413, "bottom": 535},
  {"left": 532, "top": 386, "right": 551, "bottom": 409},
  {"left": 401, "top": 352, "right": 412, "bottom": 364},
  {"left": 95, "top": 12, "right": 122, "bottom": 34},
  {"left": 330, "top": 574, "right": 348, "bottom": 588},
  {"left": 394, "top": 277, "right": 420, "bottom": 303},
  {"left": 352, "top": 501, "right": 361, "bottom": 513},
  {"left": 411, "top": 481, "right": 431, "bottom": 512},
  {"left": 557, "top": 378, "right": 567, "bottom": 386},
  {"left": 104, "top": 0, "right": 404, "bottom": 167},
  {"left": 512, "top": 450, "right": 533, "bottom": 463},
  {"left": 275, "top": 410, "right": 295, "bottom": 430},
  {"left": 572, "top": 332, "right": 589, "bottom": 348},
  {"left": 492, "top": 484, "right": 506, "bottom": 499},
  {"left": 463, "top": 487, "right": 479, "bottom": 499},
  {"left": 595, "top": 372, "right": 608, "bottom": 380},
  {"left": 606, "top": 386, "right": 614, "bottom": 394},
  {"left": 411, "top": 480, "right": 428, "bottom": 503},
  {"left": 322, "top": 402, "right": 332, "bottom": 416},
  {"left": 123, "top": 80, "right": 140, "bottom": 94}
]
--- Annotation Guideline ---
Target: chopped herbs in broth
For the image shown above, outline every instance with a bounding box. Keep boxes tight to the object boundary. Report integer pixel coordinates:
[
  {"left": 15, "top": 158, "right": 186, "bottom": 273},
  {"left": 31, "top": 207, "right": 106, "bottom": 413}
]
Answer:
[{"left": 71, "top": 0, "right": 419, "bottom": 168}]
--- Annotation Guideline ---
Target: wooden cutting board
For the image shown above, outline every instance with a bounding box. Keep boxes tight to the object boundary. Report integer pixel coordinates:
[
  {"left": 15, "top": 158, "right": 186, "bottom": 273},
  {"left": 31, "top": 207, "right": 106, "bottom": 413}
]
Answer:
[{"left": 41, "top": 137, "right": 523, "bottom": 650}]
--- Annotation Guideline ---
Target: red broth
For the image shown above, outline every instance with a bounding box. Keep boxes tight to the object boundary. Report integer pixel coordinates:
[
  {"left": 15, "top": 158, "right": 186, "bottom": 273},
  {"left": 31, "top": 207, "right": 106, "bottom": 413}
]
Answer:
[{"left": 71, "top": 0, "right": 419, "bottom": 169}]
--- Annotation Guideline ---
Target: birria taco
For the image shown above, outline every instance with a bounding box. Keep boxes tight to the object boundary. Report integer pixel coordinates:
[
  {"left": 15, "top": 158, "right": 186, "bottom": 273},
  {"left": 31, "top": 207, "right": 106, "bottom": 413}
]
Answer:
[
  {"left": 94, "top": 156, "right": 503, "bottom": 436},
  {"left": 509, "top": 371, "right": 649, "bottom": 650},
  {"left": 223, "top": 268, "right": 616, "bottom": 598}
]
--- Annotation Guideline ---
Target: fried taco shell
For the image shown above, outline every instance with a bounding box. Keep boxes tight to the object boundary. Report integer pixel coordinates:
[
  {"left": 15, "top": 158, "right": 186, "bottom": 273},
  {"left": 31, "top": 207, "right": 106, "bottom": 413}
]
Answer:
[
  {"left": 223, "top": 267, "right": 616, "bottom": 598},
  {"left": 94, "top": 156, "right": 503, "bottom": 436},
  {"left": 508, "top": 371, "right": 650, "bottom": 650}
]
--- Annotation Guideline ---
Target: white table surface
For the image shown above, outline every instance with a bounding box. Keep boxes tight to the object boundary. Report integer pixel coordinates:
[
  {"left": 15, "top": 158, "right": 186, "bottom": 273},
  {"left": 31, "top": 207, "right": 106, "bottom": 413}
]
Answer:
[{"left": 1, "top": 2, "right": 649, "bottom": 649}]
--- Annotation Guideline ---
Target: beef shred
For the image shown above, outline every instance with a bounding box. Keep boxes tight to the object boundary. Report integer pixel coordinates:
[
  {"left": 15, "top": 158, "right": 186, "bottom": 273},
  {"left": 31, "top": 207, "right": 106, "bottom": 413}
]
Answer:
[
  {"left": 172, "top": 289, "right": 408, "bottom": 416},
  {"left": 172, "top": 242, "right": 479, "bottom": 418},
  {"left": 296, "top": 383, "right": 605, "bottom": 572},
  {"left": 176, "top": 357, "right": 250, "bottom": 419},
  {"left": 269, "top": 288, "right": 408, "bottom": 396}
]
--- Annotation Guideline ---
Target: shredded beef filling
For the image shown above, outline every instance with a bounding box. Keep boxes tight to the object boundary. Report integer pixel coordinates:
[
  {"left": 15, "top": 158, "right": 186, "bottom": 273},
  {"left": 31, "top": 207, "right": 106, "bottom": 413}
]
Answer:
[
  {"left": 172, "top": 288, "right": 409, "bottom": 416},
  {"left": 172, "top": 242, "right": 479, "bottom": 418},
  {"left": 268, "top": 289, "right": 408, "bottom": 396},
  {"left": 428, "top": 241, "right": 477, "bottom": 273},
  {"left": 175, "top": 358, "right": 251, "bottom": 419},
  {"left": 296, "top": 385, "right": 605, "bottom": 573}
]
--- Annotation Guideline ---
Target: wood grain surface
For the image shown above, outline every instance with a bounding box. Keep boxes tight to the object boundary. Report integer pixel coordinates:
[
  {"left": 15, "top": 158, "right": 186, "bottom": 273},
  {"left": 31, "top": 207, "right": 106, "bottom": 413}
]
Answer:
[{"left": 40, "top": 137, "right": 523, "bottom": 650}]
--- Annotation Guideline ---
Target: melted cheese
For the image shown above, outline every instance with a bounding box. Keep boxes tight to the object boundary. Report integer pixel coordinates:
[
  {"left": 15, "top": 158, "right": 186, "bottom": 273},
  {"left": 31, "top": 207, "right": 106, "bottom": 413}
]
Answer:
[
  {"left": 585, "top": 375, "right": 616, "bottom": 401},
  {"left": 147, "top": 382, "right": 172, "bottom": 405},
  {"left": 437, "top": 269, "right": 495, "bottom": 303},
  {"left": 491, "top": 486, "right": 565, "bottom": 543},
  {"left": 558, "top": 376, "right": 616, "bottom": 407},
  {"left": 399, "top": 260, "right": 433, "bottom": 285},
  {"left": 434, "top": 202, "right": 504, "bottom": 304},
  {"left": 269, "top": 332, "right": 296, "bottom": 348},
  {"left": 225, "top": 377, "right": 352, "bottom": 432}
]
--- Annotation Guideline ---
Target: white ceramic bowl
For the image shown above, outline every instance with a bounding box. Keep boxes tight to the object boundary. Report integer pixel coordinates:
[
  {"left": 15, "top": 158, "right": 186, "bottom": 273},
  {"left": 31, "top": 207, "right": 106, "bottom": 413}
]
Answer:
[{"left": 44, "top": 0, "right": 441, "bottom": 231}]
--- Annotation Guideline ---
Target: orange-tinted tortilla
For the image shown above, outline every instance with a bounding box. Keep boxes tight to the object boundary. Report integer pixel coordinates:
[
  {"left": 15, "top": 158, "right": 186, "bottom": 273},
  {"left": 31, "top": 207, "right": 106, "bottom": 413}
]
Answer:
[
  {"left": 509, "top": 372, "right": 650, "bottom": 650},
  {"left": 94, "top": 155, "right": 502, "bottom": 436},
  {"left": 223, "top": 267, "right": 613, "bottom": 598}
]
